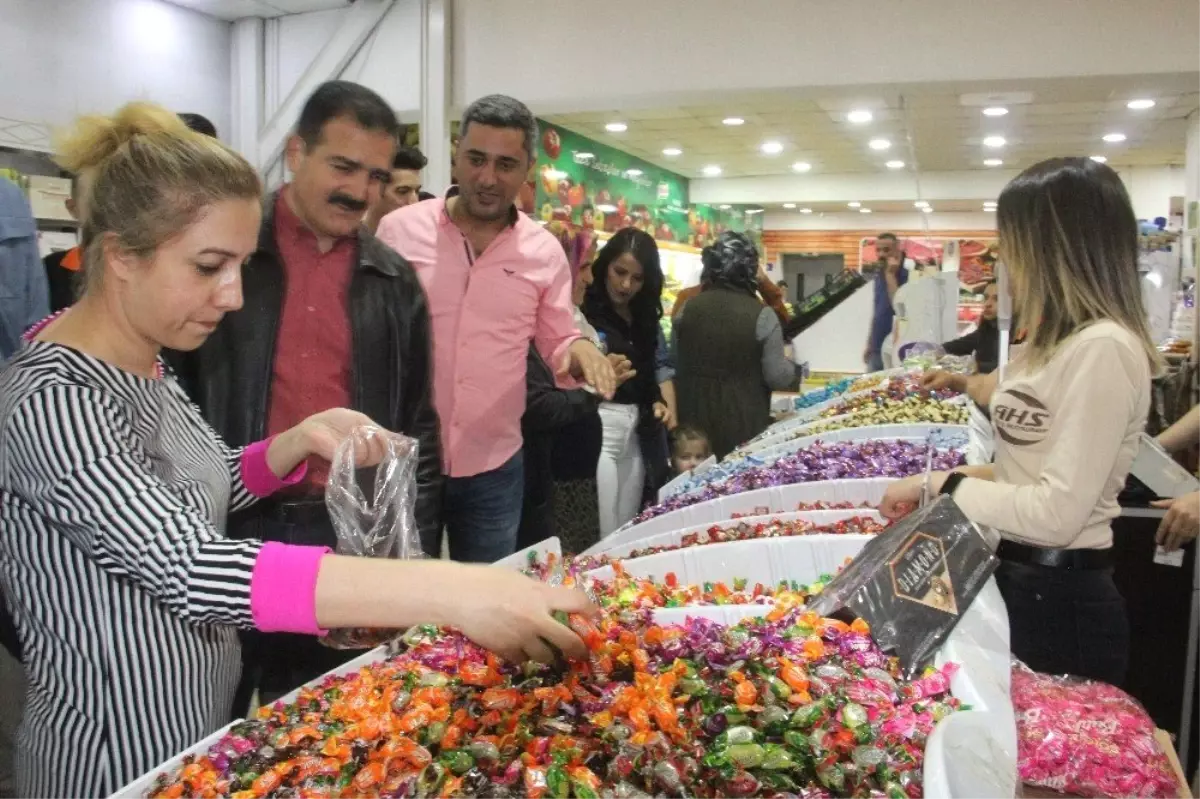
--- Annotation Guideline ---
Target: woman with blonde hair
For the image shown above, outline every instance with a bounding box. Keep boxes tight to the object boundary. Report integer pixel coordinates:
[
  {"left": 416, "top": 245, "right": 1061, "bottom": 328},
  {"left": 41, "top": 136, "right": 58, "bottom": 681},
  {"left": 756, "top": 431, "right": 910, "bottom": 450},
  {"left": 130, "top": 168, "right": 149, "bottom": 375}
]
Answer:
[
  {"left": 881, "top": 157, "right": 1159, "bottom": 684},
  {"left": 0, "top": 103, "right": 593, "bottom": 797}
]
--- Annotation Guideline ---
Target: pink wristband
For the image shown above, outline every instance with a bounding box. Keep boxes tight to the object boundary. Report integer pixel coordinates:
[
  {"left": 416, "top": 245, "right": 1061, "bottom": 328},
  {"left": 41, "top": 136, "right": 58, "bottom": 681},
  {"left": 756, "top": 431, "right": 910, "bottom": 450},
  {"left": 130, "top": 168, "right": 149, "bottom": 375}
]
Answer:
[
  {"left": 241, "top": 437, "right": 307, "bottom": 497},
  {"left": 250, "top": 542, "right": 330, "bottom": 635}
]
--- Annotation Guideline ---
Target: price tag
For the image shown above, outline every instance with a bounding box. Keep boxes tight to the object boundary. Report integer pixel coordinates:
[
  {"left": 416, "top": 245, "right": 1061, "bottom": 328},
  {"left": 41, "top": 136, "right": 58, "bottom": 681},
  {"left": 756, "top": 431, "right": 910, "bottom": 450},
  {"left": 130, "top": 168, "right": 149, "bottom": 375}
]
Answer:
[{"left": 1152, "top": 545, "right": 1185, "bottom": 568}]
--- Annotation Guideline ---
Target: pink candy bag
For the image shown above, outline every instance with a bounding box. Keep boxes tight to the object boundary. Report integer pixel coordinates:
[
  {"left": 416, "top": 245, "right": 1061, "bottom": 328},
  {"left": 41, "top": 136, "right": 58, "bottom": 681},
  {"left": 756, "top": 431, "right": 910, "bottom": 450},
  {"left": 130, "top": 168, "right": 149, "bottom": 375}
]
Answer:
[{"left": 1011, "top": 662, "right": 1180, "bottom": 798}]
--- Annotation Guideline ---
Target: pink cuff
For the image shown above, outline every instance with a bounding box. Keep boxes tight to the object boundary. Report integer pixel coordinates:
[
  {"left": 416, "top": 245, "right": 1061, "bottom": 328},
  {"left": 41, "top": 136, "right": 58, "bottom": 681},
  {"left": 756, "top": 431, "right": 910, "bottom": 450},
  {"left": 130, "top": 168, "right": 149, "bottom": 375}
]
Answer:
[
  {"left": 250, "top": 542, "right": 330, "bottom": 635},
  {"left": 241, "top": 437, "right": 307, "bottom": 497}
]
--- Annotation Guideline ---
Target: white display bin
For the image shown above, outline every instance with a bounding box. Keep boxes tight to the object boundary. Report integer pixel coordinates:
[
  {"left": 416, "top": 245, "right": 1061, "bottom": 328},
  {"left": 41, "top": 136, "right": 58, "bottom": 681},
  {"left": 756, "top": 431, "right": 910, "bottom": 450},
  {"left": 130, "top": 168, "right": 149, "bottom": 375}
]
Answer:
[
  {"left": 586, "top": 508, "right": 885, "bottom": 560},
  {"left": 587, "top": 477, "right": 896, "bottom": 555}
]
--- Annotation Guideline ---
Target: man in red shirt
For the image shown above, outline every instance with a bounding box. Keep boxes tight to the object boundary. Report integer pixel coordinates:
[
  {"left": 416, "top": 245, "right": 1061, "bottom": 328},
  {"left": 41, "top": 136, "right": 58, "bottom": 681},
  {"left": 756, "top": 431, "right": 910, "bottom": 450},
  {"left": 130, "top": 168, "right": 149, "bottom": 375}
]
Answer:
[{"left": 170, "top": 81, "right": 441, "bottom": 704}]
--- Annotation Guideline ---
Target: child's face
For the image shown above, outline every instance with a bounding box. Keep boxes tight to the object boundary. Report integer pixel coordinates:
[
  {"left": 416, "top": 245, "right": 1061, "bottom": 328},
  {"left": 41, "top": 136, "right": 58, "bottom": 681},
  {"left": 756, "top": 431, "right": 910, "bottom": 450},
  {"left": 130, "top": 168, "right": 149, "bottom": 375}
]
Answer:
[{"left": 672, "top": 441, "right": 711, "bottom": 474}]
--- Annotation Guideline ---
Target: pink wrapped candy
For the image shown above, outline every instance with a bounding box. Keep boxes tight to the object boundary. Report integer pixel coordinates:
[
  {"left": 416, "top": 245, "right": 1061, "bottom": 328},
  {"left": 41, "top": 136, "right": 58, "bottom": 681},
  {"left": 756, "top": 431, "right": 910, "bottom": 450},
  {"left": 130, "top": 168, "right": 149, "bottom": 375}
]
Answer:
[{"left": 1012, "top": 663, "right": 1179, "bottom": 798}]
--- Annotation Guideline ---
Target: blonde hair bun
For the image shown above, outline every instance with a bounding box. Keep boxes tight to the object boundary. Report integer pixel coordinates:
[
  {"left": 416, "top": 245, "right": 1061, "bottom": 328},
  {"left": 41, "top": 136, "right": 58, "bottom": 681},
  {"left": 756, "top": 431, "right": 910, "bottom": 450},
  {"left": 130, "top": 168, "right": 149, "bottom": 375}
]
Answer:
[{"left": 55, "top": 102, "right": 194, "bottom": 174}]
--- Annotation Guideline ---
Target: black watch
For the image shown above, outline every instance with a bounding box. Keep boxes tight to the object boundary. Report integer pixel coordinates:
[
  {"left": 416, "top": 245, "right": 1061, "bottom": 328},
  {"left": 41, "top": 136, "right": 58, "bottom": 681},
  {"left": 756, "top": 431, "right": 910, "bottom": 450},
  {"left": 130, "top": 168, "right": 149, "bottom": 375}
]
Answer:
[{"left": 940, "top": 471, "right": 967, "bottom": 497}]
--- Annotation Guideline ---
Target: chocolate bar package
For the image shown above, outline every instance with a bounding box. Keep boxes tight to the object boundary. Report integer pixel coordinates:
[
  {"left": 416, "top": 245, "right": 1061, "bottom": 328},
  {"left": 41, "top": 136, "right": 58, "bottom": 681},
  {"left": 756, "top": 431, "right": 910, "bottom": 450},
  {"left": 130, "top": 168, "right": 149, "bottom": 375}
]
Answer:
[{"left": 809, "top": 494, "right": 998, "bottom": 678}]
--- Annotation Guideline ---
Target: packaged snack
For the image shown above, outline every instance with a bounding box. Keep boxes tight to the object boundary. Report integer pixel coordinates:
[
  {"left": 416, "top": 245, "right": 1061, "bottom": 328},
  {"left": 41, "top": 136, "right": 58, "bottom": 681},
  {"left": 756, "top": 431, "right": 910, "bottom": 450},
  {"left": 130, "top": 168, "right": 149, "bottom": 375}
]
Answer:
[
  {"left": 1012, "top": 662, "right": 1180, "bottom": 798},
  {"left": 808, "top": 495, "right": 998, "bottom": 678},
  {"left": 321, "top": 426, "right": 422, "bottom": 649}
]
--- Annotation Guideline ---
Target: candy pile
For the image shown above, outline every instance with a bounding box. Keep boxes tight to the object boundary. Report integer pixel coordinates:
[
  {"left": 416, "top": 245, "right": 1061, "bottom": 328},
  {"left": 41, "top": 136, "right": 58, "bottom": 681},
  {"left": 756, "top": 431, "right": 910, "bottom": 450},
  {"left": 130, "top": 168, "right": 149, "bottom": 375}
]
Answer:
[
  {"left": 788, "top": 373, "right": 895, "bottom": 411},
  {"left": 576, "top": 516, "right": 886, "bottom": 571},
  {"left": 793, "top": 402, "right": 968, "bottom": 439},
  {"left": 590, "top": 563, "right": 827, "bottom": 611},
  {"left": 634, "top": 441, "right": 965, "bottom": 525},
  {"left": 1012, "top": 665, "right": 1179, "bottom": 798},
  {"left": 149, "top": 604, "right": 961, "bottom": 799}
]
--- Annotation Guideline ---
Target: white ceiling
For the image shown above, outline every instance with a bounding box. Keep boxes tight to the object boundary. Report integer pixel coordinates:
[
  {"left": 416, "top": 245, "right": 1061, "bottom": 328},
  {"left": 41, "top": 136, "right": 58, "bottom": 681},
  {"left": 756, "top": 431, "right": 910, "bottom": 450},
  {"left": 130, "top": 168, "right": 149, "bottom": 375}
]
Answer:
[
  {"left": 543, "top": 75, "right": 1199, "bottom": 180},
  {"left": 165, "top": 0, "right": 349, "bottom": 19}
]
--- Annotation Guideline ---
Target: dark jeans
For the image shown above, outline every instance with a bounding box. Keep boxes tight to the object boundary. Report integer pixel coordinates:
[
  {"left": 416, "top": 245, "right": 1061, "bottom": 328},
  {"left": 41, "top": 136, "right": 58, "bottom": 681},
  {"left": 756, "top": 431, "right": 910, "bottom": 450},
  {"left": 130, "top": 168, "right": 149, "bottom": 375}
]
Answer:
[
  {"left": 444, "top": 450, "right": 524, "bottom": 563},
  {"left": 995, "top": 558, "right": 1130, "bottom": 685},
  {"left": 232, "top": 509, "right": 365, "bottom": 715}
]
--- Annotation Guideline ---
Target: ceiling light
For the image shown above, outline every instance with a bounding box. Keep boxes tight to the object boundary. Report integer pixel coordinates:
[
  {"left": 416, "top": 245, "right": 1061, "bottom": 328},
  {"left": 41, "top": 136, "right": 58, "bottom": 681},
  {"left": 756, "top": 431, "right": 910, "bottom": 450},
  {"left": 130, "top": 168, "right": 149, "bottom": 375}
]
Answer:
[
  {"left": 574, "top": 152, "right": 595, "bottom": 161},
  {"left": 922, "top": 206, "right": 934, "bottom": 213},
  {"left": 868, "top": 138, "right": 891, "bottom": 150},
  {"left": 791, "top": 161, "right": 812, "bottom": 173},
  {"left": 702, "top": 165, "right": 722, "bottom": 177},
  {"left": 783, "top": 203, "right": 796, "bottom": 209},
  {"left": 605, "top": 122, "right": 627, "bottom": 133},
  {"left": 984, "top": 158, "right": 1004, "bottom": 167},
  {"left": 848, "top": 201, "right": 861, "bottom": 208},
  {"left": 722, "top": 117, "right": 745, "bottom": 126},
  {"left": 1127, "top": 99, "right": 1156, "bottom": 110},
  {"left": 983, "top": 200, "right": 997, "bottom": 207},
  {"left": 718, "top": 204, "right": 731, "bottom": 210},
  {"left": 914, "top": 201, "right": 930, "bottom": 208},
  {"left": 662, "top": 147, "right": 682, "bottom": 156},
  {"left": 799, "top": 208, "right": 813, "bottom": 214},
  {"left": 859, "top": 208, "right": 872, "bottom": 214},
  {"left": 760, "top": 140, "right": 784, "bottom": 155},
  {"left": 983, "top": 106, "right": 1009, "bottom": 117},
  {"left": 1090, "top": 155, "right": 1108, "bottom": 163},
  {"left": 745, "top": 208, "right": 764, "bottom": 214},
  {"left": 983, "top": 135, "right": 1006, "bottom": 148},
  {"left": 885, "top": 160, "right": 905, "bottom": 169},
  {"left": 624, "top": 168, "right": 642, "bottom": 177},
  {"left": 847, "top": 109, "right": 873, "bottom": 124},
  {"left": 596, "top": 203, "right": 617, "bottom": 213},
  {"left": 545, "top": 169, "right": 568, "bottom": 180},
  {"left": 1103, "top": 132, "right": 1126, "bottom": 143}
]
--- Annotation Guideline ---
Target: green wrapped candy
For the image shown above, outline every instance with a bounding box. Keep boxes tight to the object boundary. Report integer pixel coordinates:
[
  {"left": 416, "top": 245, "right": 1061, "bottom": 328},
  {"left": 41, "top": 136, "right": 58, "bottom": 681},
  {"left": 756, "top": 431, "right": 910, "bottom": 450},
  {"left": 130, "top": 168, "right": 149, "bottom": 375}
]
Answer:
[
  {"left": 726, "top": 743, "right": 765, "bottom": 769},
  {"left": 760, "top": 744, "right": 795, "bottom": 770},
  {"left": 722, "top": 725, "right": 757, "bottom": 746},
  {"left": 439, "top": 750, "right": 475, "bottom": 776},
  {"left": 546, "top": 764, "right": 569, "bottom": 799}
]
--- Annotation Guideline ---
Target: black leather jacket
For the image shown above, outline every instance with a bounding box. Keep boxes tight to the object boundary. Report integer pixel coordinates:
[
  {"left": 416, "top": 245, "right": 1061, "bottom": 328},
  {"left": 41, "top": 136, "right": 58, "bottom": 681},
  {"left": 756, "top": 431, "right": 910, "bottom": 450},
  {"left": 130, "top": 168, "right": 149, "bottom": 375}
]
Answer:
[{"left": 167, "top": 194, "right": 443, "bottom": 551}]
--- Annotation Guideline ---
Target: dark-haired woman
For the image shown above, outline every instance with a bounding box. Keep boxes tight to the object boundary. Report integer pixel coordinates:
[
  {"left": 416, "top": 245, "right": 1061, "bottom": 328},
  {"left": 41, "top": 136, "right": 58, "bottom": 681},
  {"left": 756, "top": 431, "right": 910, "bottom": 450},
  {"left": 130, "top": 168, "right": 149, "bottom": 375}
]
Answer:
[
  {"left": 881, "top": 157, "right": 1160, "bottom": 684},
  {"left": 674, "top": 232, "right": 803, "bottom": 459},
  {"left": 584, "top": 228, "right": 672, "bottom": 535}
]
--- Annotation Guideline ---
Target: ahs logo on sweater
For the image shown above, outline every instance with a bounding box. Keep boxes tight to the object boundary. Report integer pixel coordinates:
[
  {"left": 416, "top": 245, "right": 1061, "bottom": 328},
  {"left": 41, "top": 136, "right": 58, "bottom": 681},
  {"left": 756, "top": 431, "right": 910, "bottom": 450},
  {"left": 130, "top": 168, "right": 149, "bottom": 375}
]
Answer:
[{"left": 993, "top": 388, "right": 1052, "bottom": 447}]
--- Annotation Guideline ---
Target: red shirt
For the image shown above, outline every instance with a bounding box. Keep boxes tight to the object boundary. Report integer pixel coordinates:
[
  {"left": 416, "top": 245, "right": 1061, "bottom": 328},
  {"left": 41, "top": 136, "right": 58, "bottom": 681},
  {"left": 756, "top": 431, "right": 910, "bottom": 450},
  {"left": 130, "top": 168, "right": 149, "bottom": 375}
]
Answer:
[{"left": 266, "top": 188, "right": 355, "bottom": 492}]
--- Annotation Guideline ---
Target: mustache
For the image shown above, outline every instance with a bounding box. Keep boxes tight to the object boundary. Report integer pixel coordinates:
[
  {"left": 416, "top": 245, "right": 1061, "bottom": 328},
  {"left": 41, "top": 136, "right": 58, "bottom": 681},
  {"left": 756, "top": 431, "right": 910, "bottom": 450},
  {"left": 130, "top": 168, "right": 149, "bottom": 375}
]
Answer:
[{"left": 328, "top": 192, "right": 368, "bottom": 212}]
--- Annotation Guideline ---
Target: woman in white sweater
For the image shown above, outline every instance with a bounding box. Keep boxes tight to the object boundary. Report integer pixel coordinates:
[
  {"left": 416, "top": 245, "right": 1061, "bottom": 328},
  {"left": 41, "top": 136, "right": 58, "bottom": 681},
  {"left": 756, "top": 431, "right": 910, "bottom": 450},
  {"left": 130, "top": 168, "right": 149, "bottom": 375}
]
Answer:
[{"left": 881, "top": 156, "right": 1160, "bottom": 685}]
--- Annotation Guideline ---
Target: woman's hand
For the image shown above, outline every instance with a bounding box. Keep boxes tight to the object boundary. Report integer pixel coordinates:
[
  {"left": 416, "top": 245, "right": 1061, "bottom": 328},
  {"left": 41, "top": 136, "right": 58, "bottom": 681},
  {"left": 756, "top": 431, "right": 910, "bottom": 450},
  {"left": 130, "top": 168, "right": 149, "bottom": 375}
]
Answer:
[
  {"left": 878, "top": 472, "right": 954, "bottom": 519},
  {"left": 268, "top": 409, "right": 390, "bottom": 478},
  {"left": 561, "top": 339, "right": 616, "bottom": 399},
  {"left": 608, "top": 354, "right": 637, "bottom": 388},
  {"left": 437, "top": 565, "right": 599, "bottom": 663},
  {"left": 653, "top": 401, "right": 676, "bottom": 430},
  {"left": 920, "top": 369, "right": 967, "bottom": 393},
  {"left": 1151, "top": 492, "right": 1200, "bottom": 552}
]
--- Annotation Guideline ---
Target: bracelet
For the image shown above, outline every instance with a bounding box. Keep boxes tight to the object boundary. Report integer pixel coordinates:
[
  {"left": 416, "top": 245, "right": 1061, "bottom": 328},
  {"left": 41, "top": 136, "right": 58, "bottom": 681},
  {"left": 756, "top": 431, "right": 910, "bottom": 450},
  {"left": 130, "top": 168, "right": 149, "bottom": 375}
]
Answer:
[{"left": 940, "top": 471, "right": 968, "bottom": 497}]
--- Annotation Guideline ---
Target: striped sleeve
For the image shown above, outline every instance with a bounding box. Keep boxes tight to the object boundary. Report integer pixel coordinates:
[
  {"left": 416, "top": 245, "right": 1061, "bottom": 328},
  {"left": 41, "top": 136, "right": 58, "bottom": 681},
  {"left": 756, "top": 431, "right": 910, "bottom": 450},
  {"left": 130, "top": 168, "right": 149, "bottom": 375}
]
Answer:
[{"left": 4, "top": 384, "right": 263, "bottom": 627}]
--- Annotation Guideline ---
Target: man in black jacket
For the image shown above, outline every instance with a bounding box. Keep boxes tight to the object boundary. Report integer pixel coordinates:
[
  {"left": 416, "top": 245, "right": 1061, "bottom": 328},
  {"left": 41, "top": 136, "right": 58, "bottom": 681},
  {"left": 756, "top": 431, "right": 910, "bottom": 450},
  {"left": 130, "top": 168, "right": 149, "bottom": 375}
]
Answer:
[{"left": 169, "top": 81, "right": 442, "bottom": 707}]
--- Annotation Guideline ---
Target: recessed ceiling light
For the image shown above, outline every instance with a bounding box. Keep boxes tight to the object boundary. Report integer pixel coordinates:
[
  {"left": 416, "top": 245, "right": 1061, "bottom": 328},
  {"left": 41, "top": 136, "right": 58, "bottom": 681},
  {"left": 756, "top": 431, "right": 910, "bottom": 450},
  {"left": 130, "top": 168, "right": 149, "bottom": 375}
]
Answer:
[
  {"left": 983, "top": 135, "right": 1007, "bottom": 148},
  {"left": 799, "top": 208, "right": 813, "bottom": 214},
  {"left": 914, "top": 201, "right": 930, "bottom": 208},
  {"left": 760, "top": 140, "right": 784, "bottom": 155},
  {"left": 596, "top": 203, "right": 617, "bottom": 213},
  {"left": 848, "top": 201, "right": 862, "bottom": 208},
  {"left": 1127, "top": 99, "right": 1156, "bottom": 110},
  {"left": 922, "top": 206, "right": 934, "bottom": 213},
  {"left": 624, "top": 168, "right": 642, "bottom": 177},
  {"left": 983, "top": 158, "right": 1004, "bottom": 167},
  {"left": 702, "top": 165, "right": 722, "bottom": 177},
  {"left": 983, "top": 106, "right": 1009, "bottom": 117},
  {"left": 783, "top": 203, "right": 797, "bottom": 209},
  {"left": 575, "top": 152, "right": 595, "bottom": 161},
  {"left": 745, "top": 208, "right": 763, "bottom": 214},
  {"left": 1103, "top": 132, "right": 1127, "bottom": 143},
  {"left": 983, "top": 200, "right": 997, "bottom": 206},
  {"left": 847, "top": 109, "right": 873, "bottom": 124},
  {"left": 605, "top": 122, "right": 627, "bottom": 133},
  {"left": 859, "top": 208, "right": 872, "bottom": 214},
  {"left": 868, "top": 138, "right": 891, "bottom": 150},
  {"left": 662, "top": 147, "right": 682, "bottom": 156},
  {"left": 722, "top": 117, "right": 745, "bottom": 126},
  {"left": 885, "top": 160, "right": 905, "bottom": 169},
  {"left": 718, "top": 204, "right": 731, "bottom": 210},
  {"left": 791, "top": 161, "right": 812, "bottom": 173},
  {"left": 1090, "top": 155, "right": 1108, "bottom": 163}
]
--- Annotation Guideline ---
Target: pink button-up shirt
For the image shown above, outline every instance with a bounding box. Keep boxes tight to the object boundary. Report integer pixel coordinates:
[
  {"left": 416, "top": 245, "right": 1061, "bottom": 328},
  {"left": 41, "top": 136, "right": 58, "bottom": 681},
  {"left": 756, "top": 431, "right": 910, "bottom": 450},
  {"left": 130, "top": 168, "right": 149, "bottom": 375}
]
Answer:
[{"left": 377, "top": 197, "right": 581, "bottom": 478}]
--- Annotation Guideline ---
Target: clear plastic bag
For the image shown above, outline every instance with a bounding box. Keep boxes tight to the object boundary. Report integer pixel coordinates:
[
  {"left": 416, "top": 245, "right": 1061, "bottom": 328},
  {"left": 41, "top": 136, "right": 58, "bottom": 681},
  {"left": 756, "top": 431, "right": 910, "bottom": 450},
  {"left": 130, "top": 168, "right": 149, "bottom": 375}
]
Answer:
[
  {"left": 320, "top": 426, "right": 422, "bottom": 649},
  {"left": 808, "top": 494, "right": 999, "bottom": 678},
  {"left": 1011, "top": 661, "right": 1180, "bottom": 798}
]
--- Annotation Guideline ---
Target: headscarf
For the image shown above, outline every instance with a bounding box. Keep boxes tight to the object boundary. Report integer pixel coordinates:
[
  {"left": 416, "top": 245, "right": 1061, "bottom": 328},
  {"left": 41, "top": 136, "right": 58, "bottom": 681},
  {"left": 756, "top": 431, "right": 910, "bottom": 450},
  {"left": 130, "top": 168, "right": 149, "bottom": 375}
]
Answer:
[{"left": 701, "top": 231, "right": 759, "bottom": 295}]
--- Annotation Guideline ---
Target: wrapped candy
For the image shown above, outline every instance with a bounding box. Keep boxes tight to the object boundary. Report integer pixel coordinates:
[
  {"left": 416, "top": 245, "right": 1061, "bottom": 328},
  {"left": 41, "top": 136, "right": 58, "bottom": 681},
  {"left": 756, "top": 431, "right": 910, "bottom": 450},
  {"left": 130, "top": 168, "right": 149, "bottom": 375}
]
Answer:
[{"left": 1012, "top": 663, "right": 1179, "bottom": 798}]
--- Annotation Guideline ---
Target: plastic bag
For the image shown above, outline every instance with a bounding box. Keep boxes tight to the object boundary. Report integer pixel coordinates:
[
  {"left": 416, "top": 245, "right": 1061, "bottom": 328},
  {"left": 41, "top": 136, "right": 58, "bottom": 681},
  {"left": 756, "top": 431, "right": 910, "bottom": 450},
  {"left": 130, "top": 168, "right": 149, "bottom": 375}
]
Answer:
[
  {"left": 1011, "top": 662, "right": 1180, "bottom": 798},
  {"left": 808, "top": 494, "right": 998, "bottom": 678},
  {"left": 320, "top": 426, "right": 422, "bottom": 649}
]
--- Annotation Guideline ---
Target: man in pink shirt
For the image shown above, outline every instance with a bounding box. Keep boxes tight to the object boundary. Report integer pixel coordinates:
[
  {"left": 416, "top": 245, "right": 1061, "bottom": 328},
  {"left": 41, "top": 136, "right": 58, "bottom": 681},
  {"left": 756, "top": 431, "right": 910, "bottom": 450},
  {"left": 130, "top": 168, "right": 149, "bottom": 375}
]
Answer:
[{"left": 377, "top": 94, "right": 614, "bottom": 562}]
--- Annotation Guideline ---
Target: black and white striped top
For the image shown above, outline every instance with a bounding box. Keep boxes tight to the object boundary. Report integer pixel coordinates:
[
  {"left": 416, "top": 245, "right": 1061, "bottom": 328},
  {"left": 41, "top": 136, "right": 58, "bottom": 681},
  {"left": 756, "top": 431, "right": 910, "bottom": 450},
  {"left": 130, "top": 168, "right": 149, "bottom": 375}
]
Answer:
[{"left": 0, "top": 342, "right": 268, "bottom": 798}]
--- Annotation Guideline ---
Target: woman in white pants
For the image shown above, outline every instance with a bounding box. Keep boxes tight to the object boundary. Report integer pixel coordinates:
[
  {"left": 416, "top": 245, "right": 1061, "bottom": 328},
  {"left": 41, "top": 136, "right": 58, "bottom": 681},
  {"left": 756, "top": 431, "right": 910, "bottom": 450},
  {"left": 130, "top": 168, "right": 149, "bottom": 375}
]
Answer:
[{"left": 584, "top": 229, "right": 673, "bottom": 535}]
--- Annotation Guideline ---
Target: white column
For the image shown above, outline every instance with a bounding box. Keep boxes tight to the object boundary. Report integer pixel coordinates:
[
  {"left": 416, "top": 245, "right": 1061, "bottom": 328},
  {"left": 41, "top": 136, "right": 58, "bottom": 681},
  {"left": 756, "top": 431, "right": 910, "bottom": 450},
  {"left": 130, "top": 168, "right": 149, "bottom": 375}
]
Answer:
[
  {"left": 419, "top": 0, "right": 453, "bottom": 195},
  {"left": 1184, "top": 110, "right": 1199, "bottom": 276},
  {"left": 229, "top": 18, "right": 264, "bottom": 165}
]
